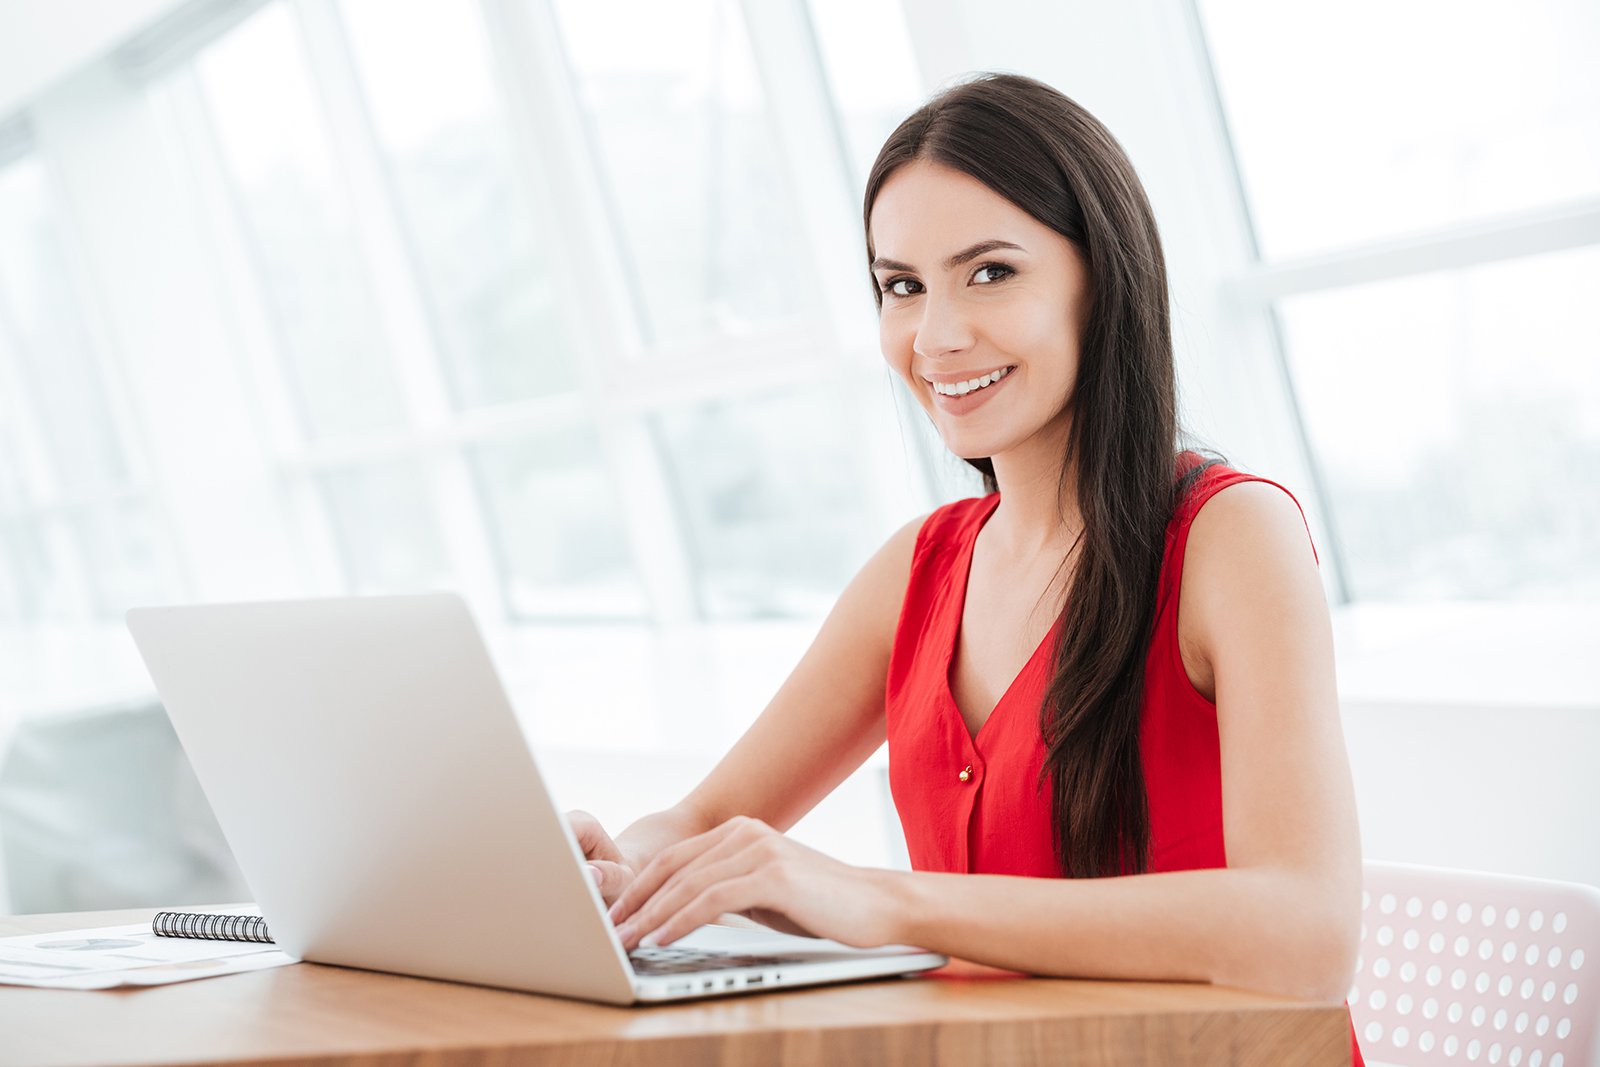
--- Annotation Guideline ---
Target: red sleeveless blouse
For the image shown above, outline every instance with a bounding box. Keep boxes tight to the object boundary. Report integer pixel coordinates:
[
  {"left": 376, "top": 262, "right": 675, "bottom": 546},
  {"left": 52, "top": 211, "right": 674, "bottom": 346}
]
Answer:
[{"left": 883, "top": 459, "right": 1363, "bottom": 1065}]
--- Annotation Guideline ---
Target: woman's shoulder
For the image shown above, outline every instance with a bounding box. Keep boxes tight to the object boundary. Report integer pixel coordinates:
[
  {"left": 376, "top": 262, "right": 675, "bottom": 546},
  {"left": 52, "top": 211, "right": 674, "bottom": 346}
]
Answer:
[
  {"left": 1173, "top": 455, "right": 1316, "bottom": 563},
  {"left": 1189, "top": 479, "right": 1315, "bottom": 556},
  {"left": 1177, "top": 469, "right": 1322, "bottom": 620},
  {"left": 1170, "top": 466, "right": 1325, "bottom": 698}
]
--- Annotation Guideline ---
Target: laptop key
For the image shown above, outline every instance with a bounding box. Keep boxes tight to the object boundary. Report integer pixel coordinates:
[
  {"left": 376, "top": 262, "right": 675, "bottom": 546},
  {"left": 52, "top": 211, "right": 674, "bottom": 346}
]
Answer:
[{"left": 628, "top": 946, "right": 807, "bottom": 976}]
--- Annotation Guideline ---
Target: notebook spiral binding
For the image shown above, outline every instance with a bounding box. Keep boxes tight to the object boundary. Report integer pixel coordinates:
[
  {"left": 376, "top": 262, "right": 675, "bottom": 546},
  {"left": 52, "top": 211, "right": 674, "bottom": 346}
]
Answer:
[{"left": 151, "top": 910, "right": 274, "bottom": 944}]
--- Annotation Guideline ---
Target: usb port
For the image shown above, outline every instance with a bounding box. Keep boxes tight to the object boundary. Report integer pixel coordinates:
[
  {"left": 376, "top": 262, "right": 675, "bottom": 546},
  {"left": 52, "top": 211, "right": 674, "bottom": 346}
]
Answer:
[{"left": 747, "top": 975, "right": 765, "bottom": 985}]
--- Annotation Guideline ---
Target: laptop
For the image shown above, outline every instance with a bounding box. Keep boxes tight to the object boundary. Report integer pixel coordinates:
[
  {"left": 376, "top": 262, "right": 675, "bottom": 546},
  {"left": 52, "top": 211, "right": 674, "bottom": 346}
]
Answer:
[{"left": 125, "top": 592, "right": 946, "bottom": 1004}]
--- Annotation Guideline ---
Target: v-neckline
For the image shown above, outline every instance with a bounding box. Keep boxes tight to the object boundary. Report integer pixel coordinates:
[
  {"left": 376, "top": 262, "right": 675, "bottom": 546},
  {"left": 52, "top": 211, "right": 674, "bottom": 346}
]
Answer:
[{"left": 943, "top": 494, "right": 1061, "bottom": 749}]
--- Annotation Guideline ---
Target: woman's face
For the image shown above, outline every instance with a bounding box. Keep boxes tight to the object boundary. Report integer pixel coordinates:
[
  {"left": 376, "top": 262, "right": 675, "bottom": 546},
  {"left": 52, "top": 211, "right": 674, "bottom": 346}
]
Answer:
[{"left": 868, "top": 159, "right": 1091, "bottom": 464}]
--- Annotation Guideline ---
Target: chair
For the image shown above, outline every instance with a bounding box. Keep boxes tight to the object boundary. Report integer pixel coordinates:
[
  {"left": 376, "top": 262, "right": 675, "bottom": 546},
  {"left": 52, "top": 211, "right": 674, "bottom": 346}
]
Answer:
[
  {"left": 1352, "top": 861, "right": 1600, "bottom": 1067},
  {"left": 0, "top": 699, "right": 248, "bottom": 913}
]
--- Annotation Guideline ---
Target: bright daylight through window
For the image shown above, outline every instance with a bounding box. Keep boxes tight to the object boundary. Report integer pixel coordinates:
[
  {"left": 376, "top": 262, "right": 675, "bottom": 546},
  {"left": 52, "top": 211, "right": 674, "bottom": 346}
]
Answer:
[{"left": 1196, "top": 0, "right": 1600, "bottom": 602}]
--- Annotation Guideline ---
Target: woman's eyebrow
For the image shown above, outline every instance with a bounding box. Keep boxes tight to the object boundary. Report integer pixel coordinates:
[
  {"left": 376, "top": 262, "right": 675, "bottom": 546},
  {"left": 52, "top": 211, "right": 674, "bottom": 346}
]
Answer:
[
  {"left": 945, "top": 239, "right": 1025, "bottom": 268},
  {"left": 871, "top": 239, "right": 1027, "bottom": 274}
]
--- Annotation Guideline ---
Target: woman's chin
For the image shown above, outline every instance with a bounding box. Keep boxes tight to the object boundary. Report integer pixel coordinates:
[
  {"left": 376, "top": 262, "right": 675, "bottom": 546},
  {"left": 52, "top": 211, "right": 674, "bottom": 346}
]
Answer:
[{"left": 931, "top": 424, "right": 1007, "bottom": 462}]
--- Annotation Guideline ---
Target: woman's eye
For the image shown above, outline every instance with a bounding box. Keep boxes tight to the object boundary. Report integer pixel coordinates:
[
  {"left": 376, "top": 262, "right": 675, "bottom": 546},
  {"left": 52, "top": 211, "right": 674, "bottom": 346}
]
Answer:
[
  {"left": 972, "top": 263, "right": 1015, "bottom": 285},
  {"left": 886, "top": 277, "right": 923, "bottom": 298}
]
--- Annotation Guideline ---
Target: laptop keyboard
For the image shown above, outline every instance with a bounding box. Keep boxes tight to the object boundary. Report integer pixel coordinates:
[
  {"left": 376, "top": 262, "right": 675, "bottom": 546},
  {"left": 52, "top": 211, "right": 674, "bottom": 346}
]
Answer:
[{"left": 628, "top": 945, "right": 805, "bottom": 976}]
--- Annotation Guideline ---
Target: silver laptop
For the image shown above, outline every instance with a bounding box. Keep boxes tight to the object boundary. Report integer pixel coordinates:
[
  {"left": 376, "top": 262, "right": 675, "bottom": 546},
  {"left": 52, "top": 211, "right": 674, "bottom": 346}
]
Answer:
[{"left": 125, "top": 592, "right": 945, "bottom": 1004}]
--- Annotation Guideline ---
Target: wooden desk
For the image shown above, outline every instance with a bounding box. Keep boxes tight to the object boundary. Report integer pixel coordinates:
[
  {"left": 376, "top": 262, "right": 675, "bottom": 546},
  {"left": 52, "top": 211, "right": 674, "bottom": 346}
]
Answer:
[{"left": 0, "top": 908, "right": 1349, "bottom": 1067}]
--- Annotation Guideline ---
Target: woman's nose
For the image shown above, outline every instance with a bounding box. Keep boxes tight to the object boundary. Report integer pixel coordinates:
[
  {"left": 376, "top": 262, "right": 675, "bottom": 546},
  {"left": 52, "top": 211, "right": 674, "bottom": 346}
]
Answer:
[{"left": 911, "top": 292, "right": 975, "bottom": 361}]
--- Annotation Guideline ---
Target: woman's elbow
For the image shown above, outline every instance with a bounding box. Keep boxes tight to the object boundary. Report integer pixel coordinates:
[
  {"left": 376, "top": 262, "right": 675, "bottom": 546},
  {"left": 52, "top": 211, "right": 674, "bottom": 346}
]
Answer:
[
  {"left": 1315, "top": 913, "right": 1361, "bottom": 1002},
  {"left": 1281, "top": 870, "right": 1362, "bottom": 1002},
  {"left": 1221, "top": 894, "right": 1360, "bottom": 1003}
]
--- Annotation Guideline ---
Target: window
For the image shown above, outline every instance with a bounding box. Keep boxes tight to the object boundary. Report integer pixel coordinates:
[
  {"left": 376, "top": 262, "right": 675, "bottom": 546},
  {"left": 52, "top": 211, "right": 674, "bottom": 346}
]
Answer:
[
  {"left": 111, "top": 0, "right": 905, "bottom": 629},
  {"left": 655, "top": 385, "right": 878, "bottom": 619},
  {"left": 1195, "top": 0, "right": 1600, "bottom": 602},
  {"left": 1278, "top": 245, "right": 1600, "bottom": 600},
  {"left": 471, "top": 429, "right": 647, "bottom": 619},
  {"left": 805, "top": 0, "right": 924, "bottom": 187},
  {"left": 340, "top": 0, "right": 578, "bottom": 409},
  {"left": 1197, "top": 0, "right": 1600, "bottom": 260},
  {"left": 550, "top": 0, "right": 818, "bottom": 351},
  {"left": 4, "top": 0, "right": 930, "bottom": 649},
  {"left": 195, "top": 2, "right": 406, "bottom": 441},
  {"left": 0, "top": 151, "right": 178, "bottom": 621},
  {"left": 318, "top": 459, "right": 452, "bottom": 594}
]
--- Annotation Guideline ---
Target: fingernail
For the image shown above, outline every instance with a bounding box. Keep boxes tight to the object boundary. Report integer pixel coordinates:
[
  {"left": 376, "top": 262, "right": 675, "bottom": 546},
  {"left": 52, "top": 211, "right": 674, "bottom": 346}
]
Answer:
[
  {"left": 615, "top": 921, "right": 634, "bottom": 943},
  {"left": 639, "top": 931, "right": 659, "bottom": 948},
  {"left": 585, "top": 864, "right": 602, "bottom": 886}
]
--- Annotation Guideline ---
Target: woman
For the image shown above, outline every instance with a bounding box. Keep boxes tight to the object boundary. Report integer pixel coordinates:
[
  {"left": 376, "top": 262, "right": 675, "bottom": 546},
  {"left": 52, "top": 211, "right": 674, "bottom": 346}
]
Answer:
[{"left": 573, "top": 73, "right": 1364, "bottom": 1063}]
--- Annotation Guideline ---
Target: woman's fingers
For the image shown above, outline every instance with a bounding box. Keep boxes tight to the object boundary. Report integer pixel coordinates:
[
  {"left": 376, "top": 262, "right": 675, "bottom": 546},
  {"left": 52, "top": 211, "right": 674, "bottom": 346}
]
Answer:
[
  {"left": 566, "top": 811, "right": 638, "bottom": 906},
  {"left": 585, "top": 859, "right": 633, "bottom": 905},
  {"left": 642, "top": 872, "right": 772, "bottom": 949},
  {"left": 566, "top": 809, "right": 624, "bottom": 865},
  {"left": 610, "top": 816, "right": 761, "bottom": 924},
  {"left": 604, "top": 816, "right": 900, "bottom": 953},
  {"left": 615, "top": 848, "right": 769, "bottom": 949},
  {"left": 629, "top": 825, "right": 774, "bottom": 925}
]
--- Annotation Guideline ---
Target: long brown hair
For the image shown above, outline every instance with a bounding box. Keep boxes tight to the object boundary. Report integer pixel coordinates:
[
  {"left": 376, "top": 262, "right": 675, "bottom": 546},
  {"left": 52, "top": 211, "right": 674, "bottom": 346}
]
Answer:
[{"left": 864, "top": 73, "right": 1205, "bottom": 878}]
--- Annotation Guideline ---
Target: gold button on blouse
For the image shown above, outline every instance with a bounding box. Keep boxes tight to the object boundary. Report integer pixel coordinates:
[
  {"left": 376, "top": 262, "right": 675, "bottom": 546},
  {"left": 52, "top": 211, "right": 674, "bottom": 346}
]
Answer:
[{"left": 958, "top": 765, "right": 973, "bottom": 783}]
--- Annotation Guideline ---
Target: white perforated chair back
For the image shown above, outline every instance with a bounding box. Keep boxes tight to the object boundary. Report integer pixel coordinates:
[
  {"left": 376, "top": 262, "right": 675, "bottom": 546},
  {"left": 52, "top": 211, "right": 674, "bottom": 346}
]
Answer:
[{"left": 1353, "top": 861, "right": 1600, "bottom": 1067}]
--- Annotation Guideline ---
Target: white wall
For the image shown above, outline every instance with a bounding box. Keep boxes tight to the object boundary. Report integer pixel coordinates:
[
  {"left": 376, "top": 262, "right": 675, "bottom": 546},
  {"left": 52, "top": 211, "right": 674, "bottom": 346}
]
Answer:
[{"left": 1344, "top": 699, "right": 1600, "bottom": 889}]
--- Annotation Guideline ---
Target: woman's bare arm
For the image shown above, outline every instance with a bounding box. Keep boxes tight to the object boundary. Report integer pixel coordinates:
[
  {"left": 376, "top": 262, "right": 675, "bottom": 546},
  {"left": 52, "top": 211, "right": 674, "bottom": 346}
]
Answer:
[{"left": 602, "top": 512, "right": 928, "bottom": 873}]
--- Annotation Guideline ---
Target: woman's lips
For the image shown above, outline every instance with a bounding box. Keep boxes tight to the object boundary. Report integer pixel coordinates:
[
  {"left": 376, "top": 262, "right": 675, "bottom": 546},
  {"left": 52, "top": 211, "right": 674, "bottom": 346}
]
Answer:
[{"left": 930, "top": 365, "right": 1015, "bottom": 414}]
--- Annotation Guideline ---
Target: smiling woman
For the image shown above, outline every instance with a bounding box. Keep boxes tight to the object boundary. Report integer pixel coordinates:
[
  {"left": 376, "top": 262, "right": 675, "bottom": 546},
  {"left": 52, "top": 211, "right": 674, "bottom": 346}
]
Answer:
[
  {"left": 870, "top": 166, "right": 1091, "bottom": 468},
  {"left": 573, "top": 73, "right": 1365, "bottom": 1066}
]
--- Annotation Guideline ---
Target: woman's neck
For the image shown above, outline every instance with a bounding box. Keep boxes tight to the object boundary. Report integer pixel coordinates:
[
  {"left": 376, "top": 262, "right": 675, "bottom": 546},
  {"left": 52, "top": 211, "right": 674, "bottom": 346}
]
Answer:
[{"left": 984, "top": 415, "right": 1082, "bottom": 563}]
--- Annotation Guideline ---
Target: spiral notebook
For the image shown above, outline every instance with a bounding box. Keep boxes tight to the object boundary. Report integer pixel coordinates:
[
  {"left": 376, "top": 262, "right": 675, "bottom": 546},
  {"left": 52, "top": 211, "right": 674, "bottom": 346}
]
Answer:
[{"left": 152, "top": 908, "right": 274, "bottom": 945}]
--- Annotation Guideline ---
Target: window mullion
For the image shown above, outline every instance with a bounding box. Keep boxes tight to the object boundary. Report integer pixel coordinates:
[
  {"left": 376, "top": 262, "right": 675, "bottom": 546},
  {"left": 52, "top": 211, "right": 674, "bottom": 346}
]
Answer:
[
  {"left": 26, "top": 75, "right": 200, "bottom": 614},
  {"left": 0, "top": 283, "right": 58, "bottom": 510},
  {"left": 484, "top": 0, "right": 701, "bottom": 624},
  {"left": 740, "top": 0, "right": 940, "bottom": 522},
  {"left": 290, "top": 0, "right": 505, "bottom": 613},
  {"left": 150, "top": 68, "right": 344, "bottom": 595},
  {"left": 891, "top": 0, "right": 974, "bottom": 94},
  {"left": 738, "top": 0, "right": 871, "bottom": 361},
  {"left": 1227, "top": 199, "right": 1600, "bottom": 308}
]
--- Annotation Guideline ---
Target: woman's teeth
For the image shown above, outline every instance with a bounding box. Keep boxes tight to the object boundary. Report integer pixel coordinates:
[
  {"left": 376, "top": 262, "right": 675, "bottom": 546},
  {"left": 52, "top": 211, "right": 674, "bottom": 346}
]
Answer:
[{"left": 931, "top": 366, "right": 1013, "bottom": 397}]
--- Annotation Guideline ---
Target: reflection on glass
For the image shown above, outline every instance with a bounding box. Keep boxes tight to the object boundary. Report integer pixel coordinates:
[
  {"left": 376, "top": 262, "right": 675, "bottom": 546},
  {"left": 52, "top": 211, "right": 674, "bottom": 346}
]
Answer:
[
  {"left": 340, "top": 0, "right": 576, "bottom": 409},
  {"left": 551, "top": 0, "right": 812, "bottom": 348},
  {"left": 318, "top": 461, "right": 451, "bottom": 593},
  {"left": 472, "top": 430, "right": 646, "bottom": 620},
  {"left": 1279, "top": 245, "right": 1600, "bottom": 600},
  {"left": 0, "top": 157, "right": 127, "bottom": 492},
  {"left": 195, "top": 2, "right": 405, "bottom": 440},
  {"left": 806, "top": 0, "right": 924, "bottom": 188},
  {"left": 655, "top": 386, "right": 873, "bottom": 619},
  {"left": 1197, "top": 0, "right": 1600, "bottom": 259}
]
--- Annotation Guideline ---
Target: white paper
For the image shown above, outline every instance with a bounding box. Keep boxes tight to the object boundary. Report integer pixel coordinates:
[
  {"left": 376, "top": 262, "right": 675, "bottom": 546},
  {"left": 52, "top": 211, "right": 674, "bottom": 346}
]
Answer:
[{"left": 0, "top": 922, "right": 296, "bottom": 989}]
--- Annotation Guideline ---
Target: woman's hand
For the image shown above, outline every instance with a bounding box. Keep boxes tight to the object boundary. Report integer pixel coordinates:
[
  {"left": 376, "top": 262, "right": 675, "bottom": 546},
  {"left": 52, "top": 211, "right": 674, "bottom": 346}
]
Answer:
[
  {"left": 606, "top": 815, "right": 907, "bottom": 951},
  {"left": 566, "top": 809, "right": 639, "bottom": 906}
]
